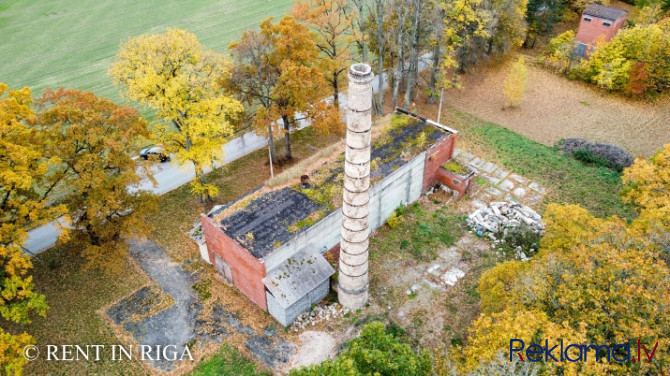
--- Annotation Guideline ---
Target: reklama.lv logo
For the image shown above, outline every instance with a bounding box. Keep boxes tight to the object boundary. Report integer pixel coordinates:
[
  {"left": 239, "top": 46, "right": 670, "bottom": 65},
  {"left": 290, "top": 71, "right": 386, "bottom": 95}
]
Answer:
[{"left": 510, "top": 339, "right": 659, "bottom": 363}]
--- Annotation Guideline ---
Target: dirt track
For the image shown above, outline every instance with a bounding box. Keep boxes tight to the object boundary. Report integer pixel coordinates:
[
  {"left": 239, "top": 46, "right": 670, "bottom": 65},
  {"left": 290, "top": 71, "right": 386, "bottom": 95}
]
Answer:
[{"left": 442, "top": 60, "right": 670, "bottom": 158}]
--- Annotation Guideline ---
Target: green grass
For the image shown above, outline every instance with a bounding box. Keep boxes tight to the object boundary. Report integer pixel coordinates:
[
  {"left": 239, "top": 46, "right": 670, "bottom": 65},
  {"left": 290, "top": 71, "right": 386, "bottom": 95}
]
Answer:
[
  {"left": 0, "top": 0, "right": 293, "bottom": 103},
  {"left": 371, "top": 202, "right": 465, "bottom": 262},
  {"left": 451, "top": 111, "right": 637, "bottom": 220},
  {"left": 188, "top": 345, "right": 269, "bottom": 376},
  {"left": 9, "top": 244, "right": 148, "bottom": 375}
]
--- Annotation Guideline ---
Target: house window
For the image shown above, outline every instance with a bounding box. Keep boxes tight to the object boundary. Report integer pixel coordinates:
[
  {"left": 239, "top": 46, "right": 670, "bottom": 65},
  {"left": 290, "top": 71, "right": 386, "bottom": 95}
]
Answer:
[
  {"left": 452, "top": 179, "right": 461, "bottom": 186},
  {"left": 584, "top": 17, "right": 592, "bottom": 22},
  {"left": 603, "top": 21, "right": 611, "bottom": 26}
]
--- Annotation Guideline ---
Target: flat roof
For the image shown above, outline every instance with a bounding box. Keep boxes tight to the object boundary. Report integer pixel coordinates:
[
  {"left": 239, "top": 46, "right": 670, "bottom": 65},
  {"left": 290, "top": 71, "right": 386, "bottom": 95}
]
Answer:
[
  {"left": 219, "top": 188, "right": 321, "bottom": 258},
  {"left": 583, "top": 4, "right": 627, "bottom": 21},
  {"left": 214, "top": 111, "right": 452, "bottom": 259}
]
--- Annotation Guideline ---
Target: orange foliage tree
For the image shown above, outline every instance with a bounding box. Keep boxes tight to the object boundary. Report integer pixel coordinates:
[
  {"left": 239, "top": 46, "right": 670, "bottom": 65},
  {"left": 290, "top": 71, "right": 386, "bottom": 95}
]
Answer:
[
  {"left": 227, "top": 16, "right": 344, "bottom": 162},
  {"left": 291, "top": 0, "right": 356, "bottom": 109}
]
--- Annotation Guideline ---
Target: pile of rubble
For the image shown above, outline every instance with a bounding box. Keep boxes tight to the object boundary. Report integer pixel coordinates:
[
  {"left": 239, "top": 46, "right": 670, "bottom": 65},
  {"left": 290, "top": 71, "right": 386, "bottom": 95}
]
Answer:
[
  {"left": 467, "top": 201, "right": 544, "bottom": 240},
  {"left": 290, "top": 304, "right": 349, "bottom": 332}
]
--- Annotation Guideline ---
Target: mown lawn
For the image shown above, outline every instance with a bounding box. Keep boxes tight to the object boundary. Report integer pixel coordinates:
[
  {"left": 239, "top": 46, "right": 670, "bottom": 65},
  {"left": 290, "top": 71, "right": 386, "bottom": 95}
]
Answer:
[
  {"left": 0, "top": 0, "right": 293, "bottom": 102},
  {"left": 447, "top": 110, "right": 637, "bottom": 220}
]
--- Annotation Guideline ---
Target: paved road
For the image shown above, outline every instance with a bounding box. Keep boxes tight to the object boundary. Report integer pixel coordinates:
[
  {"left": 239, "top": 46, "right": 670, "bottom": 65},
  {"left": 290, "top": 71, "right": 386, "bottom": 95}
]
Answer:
[{"left": 23, "top": 54, "right": 435, "bottom": 255}]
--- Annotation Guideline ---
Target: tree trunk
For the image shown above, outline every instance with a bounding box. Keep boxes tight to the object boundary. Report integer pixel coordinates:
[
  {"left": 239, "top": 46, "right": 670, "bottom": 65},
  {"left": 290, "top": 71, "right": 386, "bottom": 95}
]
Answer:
[
  {"left": 333, "top": 71, "right": 340, "bottom": 109},
  {"left": 427, "top": 42, "right": 441, "bottom": 104},
  {"left": 404, "top": 0, "right": 421, "bottom": 108},
  {"left": 282, "top": 115, "right": 292, "bottom": 160},
  {"left": 375, "top": 0, "right": 385, "bottom": 115}
]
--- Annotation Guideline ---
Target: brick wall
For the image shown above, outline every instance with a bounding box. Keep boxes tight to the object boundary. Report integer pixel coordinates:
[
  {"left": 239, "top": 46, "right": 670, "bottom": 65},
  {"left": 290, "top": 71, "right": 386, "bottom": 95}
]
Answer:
[
  {"left": 436, "top": 168, "right": 473, "bottom": 197},
  {"left": 423, "top": 133, "right": 457, "bottom": 191},
  {"left": 576, "top": 14, "right": 626, "bottom": 48},
  {"left": 201, "top": 215, "right": 268, "bottom": 310}
]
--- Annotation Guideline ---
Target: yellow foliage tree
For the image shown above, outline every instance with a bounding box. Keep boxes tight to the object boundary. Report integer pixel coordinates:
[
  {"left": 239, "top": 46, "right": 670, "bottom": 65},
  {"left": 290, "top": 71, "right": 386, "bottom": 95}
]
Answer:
[
  {"left": 457, "top": 199, "right": 670, "bottom": 375},
  {"left": 503, "top": 57, "right": 528, "bottom": 108},
  {"left": 110, "top": 28, "right": 243, "bottom": 202},
  {"left": 0, "top": 84, "right": 64, "bottom": 375},
  {"left": 36, "top": 88, "right": 158, "bottom": 273}
]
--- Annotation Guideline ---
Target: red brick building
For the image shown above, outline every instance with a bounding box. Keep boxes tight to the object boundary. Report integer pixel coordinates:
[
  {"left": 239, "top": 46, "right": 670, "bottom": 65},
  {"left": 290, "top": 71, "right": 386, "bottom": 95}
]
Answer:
[
  {"left": 199, "top": 111, "right": 465, "bottom": 325},
  {"left": 575, "top": 3, "right": 627, "bottom": 57}
]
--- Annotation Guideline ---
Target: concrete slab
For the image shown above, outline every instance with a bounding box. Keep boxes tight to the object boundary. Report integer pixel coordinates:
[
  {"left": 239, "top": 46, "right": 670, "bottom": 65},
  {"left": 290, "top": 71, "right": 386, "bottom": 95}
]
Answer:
[
  {"left": 526, "top": 193, "right": 544, "bottom": 205},
  {"left": 469, "top": 157, "right": 485, "bottom": 169},
  {"left": 487, "top": 187, "right": 503, "bottom": 197},
  {"left": 483, "top": 175, "right": 501, "bottom": 186},
  {"left": 512, "top": 187, "right": 527, "bottom": 198},
  {"left": 529, "top": 182, "right": 547, "bottom": 194},
  {"left": 509, "top": 174, "right": 528, "bottom": 185},
  {"left": 457, "top": 151, "right": 475, "bottom": 163},
  {"left": 492, "top": 169, "right": 510, "bottom": 180},
  {"left": 499, "top": 179, "right": 515, "bottom": 192},
  {"left": 480, "top": 162, "right": 498, "bottom": 174}
]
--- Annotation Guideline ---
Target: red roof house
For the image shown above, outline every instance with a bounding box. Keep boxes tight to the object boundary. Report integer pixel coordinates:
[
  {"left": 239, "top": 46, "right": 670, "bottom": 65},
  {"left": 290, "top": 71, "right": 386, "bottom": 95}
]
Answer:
[{"left": 575, "top": 3, "right": 627, "bottom": 57}]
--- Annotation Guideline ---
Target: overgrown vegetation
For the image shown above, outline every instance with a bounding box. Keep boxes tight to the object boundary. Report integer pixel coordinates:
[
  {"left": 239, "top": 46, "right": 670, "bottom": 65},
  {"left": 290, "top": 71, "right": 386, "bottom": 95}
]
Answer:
[
  {"left": 189, "top": 345, "right": 269, "bottom": 376},
  {"left": 557, "top": 137, "right": 634, "bottom": 172},
  {"left": 290, "top": 321, "right": 432, "bottom": 376},
  {"left": 373, "top": 202, "right": 464, "bottom": 261},
  {"left": 544, "top": 19, "right": 670, "bottom": 96},
  {"left": 458, "top": 114, "right": 636, "bottom": 219}
]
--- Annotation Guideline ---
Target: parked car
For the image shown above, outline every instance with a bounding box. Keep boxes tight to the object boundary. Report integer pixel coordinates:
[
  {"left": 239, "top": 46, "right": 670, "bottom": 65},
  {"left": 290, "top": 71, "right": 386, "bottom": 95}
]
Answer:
[{"left": 139, "top": 146, "right": 170, "bottom": 162}]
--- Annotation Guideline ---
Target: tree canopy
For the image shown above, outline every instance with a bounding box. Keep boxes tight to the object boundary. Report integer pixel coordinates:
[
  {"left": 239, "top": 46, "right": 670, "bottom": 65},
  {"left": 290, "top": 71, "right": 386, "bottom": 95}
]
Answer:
[
  {"left": 110, "top": 28, "right": 243, "bottom": 201},
  {"left": 0, "top": 84, "right": 61, "bottom": 375},
  {"left": 455, "top": 147, "right": 670, "bottom": 375},
  {"left": 227, "top": 17, "right": 342, "bottom": 162},
  {"left": 36, "top": 88, "right": 158, "bottom": 273}
]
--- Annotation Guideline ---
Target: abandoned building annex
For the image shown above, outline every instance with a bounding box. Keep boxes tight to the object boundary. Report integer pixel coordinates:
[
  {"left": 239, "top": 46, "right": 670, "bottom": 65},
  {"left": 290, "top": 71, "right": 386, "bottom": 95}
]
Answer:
[{"left": 197, "top": 66, "right": 470, "bottom": 326}]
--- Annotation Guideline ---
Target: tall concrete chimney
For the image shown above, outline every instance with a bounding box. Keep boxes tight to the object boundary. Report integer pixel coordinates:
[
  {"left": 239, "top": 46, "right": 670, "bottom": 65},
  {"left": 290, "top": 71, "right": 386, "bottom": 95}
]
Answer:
[{"left": 338, "top": 63, "right": 374, "bottom": 310}]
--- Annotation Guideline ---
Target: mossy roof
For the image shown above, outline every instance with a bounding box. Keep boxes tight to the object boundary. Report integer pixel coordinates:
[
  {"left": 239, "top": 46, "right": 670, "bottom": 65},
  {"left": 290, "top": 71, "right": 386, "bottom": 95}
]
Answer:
[{"left": 214, "top": 112, "right": 451, "bottom": 259}]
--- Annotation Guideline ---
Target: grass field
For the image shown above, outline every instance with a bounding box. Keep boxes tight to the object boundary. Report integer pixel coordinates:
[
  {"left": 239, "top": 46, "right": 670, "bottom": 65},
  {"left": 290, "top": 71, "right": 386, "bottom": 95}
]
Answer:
[{"left": 0, "top": 0, "right": 293, "bottom": 103}]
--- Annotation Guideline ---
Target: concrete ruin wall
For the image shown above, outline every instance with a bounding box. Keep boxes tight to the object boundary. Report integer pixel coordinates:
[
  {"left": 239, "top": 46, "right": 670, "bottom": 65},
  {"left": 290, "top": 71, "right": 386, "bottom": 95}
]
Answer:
[
  {"left": 201, "top": 215, "right": 268, "bottom": 310},
  {"left": 263, "top": 151, "right": 427, "bottom": 273},
  {"left": 266, "top": 279, "right": 330, "bottom": 327}
]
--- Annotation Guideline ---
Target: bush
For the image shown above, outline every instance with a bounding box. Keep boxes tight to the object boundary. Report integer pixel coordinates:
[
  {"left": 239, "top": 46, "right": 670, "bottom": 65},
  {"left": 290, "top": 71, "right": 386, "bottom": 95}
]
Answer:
[{"left": 557, "top": 138, "right": 634, "bottom": 171}]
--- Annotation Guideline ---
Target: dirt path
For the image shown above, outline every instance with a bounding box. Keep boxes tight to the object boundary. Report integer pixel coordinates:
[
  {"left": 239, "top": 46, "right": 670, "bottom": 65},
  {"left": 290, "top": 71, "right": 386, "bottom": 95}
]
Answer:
[{"left": 443, "top": 61, "right": 670, "bottom": 158}]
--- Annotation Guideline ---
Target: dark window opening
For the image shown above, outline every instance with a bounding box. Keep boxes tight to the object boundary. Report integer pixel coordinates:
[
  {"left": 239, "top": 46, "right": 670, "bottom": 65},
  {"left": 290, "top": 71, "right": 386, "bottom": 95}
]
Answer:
[
  {"left": 603, "top": 21, "right": 611, "bottom": 26},
  {"left": 584, "top": 17, "right": 592, "bottom": 22}
]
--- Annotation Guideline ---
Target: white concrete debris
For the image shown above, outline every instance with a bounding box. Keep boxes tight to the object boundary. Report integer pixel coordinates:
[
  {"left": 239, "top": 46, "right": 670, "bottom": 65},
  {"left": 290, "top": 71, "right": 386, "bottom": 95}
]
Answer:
[
  {"left": 466, "top": 201, "right": 544, "bottom": 239},
  {"left": 290, "top": 304, "right": 350, "bottom": 332},
  {"left": 442, "top": 267, "right": 465, "bottom": 286}
]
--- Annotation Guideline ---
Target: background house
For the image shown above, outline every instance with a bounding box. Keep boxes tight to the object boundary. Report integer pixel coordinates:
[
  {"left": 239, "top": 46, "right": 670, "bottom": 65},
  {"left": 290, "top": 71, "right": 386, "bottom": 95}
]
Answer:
[
  {"left": 199, "top": 110, "right": 464, "bottom": 326},
  {"left": 575, "top": 3, "right": 628, "bottom": 57}
]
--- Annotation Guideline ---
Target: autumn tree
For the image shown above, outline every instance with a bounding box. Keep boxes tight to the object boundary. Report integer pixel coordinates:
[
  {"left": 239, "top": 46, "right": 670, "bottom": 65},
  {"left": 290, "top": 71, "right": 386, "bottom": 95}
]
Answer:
[
  {"left": 543, "top": 30, "right": 579, "bottom": 73},
  {"left": 110, "top": 28, "right": 243, "bottom": 201},
  {"left": 290, "top": 322, "right": 432, "bottom": 376},
  {"left": 34, "top": 88, "right": 158, "bottom": 273},
  {"left": 455, "top": 200, "right": 670, "bottom": 375},
  {"left": 227, "top": 17, "right": 343, "bottom": 161},
  {"left": 579, "top": 20, "right": 670, "bottom": 94},
  {"left": 292, "top": 0, "right": 356, "bottom": 108},
  {"left": 441, "top": 0, "right": 528, "bottom": 83},
  {"left": 0, "top": 84, "right": 63, "bottom": 375},
  {"left": 623, "top": 144, "right": 670, "bottom": 263},
  {"left": 502, "top": 57, "right": 528, "bottom": 107}
]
